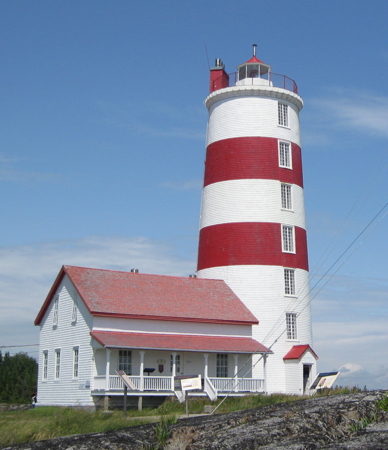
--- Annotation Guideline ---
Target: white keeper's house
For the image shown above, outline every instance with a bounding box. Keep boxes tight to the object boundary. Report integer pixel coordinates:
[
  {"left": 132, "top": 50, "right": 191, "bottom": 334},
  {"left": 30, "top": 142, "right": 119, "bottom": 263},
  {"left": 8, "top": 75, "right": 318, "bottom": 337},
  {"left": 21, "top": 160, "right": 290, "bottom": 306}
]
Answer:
[
  {"left": 34, "top": 265, "right": 271, "bottom": 409},
  {"left": 35, "top": 46, "right": 318, "bottom": 408}
]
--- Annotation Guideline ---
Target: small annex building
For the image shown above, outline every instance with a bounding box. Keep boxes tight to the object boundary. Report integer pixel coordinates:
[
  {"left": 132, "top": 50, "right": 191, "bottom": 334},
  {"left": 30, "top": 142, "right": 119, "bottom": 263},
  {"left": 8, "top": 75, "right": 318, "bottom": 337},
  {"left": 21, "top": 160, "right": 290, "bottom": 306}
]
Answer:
[{"left": 34, "top": 265, "right": 271, "bottom": 409}]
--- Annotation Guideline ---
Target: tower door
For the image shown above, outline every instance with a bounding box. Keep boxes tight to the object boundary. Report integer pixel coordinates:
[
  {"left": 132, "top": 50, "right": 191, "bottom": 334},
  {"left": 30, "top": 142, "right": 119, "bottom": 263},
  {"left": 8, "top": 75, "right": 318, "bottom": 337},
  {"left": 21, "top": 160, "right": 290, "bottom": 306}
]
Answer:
[{"left": 303, "top": 364, "right": 312, "bottom": 394}]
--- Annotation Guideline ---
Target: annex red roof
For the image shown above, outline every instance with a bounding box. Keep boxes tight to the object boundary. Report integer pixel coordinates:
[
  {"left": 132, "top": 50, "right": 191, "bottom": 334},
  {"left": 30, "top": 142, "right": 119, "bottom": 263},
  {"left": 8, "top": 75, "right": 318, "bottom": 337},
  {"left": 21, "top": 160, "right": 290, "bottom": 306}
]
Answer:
[
  {"left": 283, "top": 345, "right": 318, "bottom": 360},
  {"left": 91, "top": 330, "right": 271, "bottom": 354},
  {"left": 35, "top": 266, "right": 258, "bottom": 325}
]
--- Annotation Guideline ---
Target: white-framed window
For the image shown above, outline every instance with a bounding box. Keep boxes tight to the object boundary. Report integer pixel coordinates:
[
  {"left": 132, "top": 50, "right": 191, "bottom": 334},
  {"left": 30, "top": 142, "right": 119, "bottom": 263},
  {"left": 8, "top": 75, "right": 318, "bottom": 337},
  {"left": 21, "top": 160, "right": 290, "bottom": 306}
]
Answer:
[
  {"left": 284, "top": 268, "right": 296, "bottom": 295},
  {"left": 216, "top": 353, "right": 228, "bottom": 378},
  {"left": 118, "top": 350, "right": 131, "bottom": 374},
  {"left": 42, "top": 351, "right": 48, "bottom": 380},
  {"left": 170, "top": 354, "right": 181, "bottom": 373},
  {"left": 281, "top": 183, "right": 292, "bottom": 210},
  {"left": 55, "top": 349, "right": 61, "bottom": 379},
  {"left": 278, "top": 102, "right": 289, "bottom": 127},
  {"left": 52, "top": 295, "right": 59, "bottom": 326},
  {"left": 71, "top": 291, "right": 78, "bottom": 323},
  {"left": 73, "top": 347, "right": 79, "bottom": 378},
  {"left": 282, "top": 225, "right": 295, "bottom": 253},
  {"left": 286, "top": 313, "right": 297, "bottom": 339},
  {"left": 279, "top": 141, "right": 292, "bottom": 168}
]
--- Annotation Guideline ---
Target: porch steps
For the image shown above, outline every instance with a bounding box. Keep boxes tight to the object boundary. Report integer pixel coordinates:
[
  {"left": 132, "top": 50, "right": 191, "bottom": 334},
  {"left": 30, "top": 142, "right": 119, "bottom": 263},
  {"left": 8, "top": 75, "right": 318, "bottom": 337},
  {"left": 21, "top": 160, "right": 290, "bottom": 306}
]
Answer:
[{"left": 174, "top": 390, "right": 185, "bottom": 403}]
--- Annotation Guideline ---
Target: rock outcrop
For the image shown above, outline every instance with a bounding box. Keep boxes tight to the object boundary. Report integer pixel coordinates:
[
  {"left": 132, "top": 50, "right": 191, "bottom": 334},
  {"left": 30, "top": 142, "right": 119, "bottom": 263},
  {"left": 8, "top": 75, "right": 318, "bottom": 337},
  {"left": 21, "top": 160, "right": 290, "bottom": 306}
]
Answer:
[{"left": 3, "top": 390, "right": 388, "bottom": 450}]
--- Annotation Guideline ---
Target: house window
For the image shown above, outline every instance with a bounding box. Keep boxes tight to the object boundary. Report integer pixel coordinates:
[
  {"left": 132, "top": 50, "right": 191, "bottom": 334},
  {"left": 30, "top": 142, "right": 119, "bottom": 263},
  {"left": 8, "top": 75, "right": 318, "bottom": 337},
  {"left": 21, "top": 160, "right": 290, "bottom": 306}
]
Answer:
[
  {"left": 278, "top": 102, "right": 289, "bottom": 127},
  {"left": 43, "top": 351, "right": 48, "bottom": 380},
  {"left": 284, "top": 269, "right": 296, "bottom": 295},
  {"left": 282, "top": 225, "right": 295, "bottom": 253},
  {"left": 55, "top": 349, "right": 61, "bottom": 379},
  {"left": 286, "top": 313, "right": 297, "bottom": 339},
  {"left": 281, "top": 183, "right": 292, "bottom": 210},
  {"left": 216, "top": 353, "right": 228, "bottom": 378},
  {"left": 73, "top": 347, "right": 79, "bottom": 378},
  {"left": 279, "top": 141, "right": 292, "bottom": 168},
  {"left": 71, "top": 291, "right": 78, "bottom": 323},
  {"left": 118, "top": 350, "right": 131, "bottom": 374},
  {"left": 52, "top": 295, "right": 59, "bottom": 326},
  {"left": 170, "top": 354, "right": 181, "bottom": 373}
]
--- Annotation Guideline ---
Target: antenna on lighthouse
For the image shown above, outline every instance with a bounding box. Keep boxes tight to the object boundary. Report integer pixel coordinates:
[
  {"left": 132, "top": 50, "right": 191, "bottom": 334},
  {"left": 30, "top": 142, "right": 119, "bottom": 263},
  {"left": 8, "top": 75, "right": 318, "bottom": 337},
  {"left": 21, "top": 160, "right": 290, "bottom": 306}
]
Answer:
[{"left": 252, "top": 44, "right": 257, "bottom": 57}]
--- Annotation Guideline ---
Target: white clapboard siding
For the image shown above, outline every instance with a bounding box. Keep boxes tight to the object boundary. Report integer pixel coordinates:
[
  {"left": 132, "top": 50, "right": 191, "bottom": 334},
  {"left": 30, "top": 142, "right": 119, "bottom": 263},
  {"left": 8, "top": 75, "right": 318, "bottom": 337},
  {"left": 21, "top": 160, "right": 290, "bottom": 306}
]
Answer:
[{"left": 37, "top": 275, "right": 94, "bottom": 407}]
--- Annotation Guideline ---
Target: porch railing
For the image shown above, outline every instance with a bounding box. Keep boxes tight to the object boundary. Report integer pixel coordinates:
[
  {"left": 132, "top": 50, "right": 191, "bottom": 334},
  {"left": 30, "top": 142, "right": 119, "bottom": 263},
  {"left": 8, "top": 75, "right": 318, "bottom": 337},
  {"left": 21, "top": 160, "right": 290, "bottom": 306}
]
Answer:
[
  {"left": 209, "top": 377, "right": 264, "bottom": 392},
  {"left": 94, "top": 375, "right": 264, "bottom": 393}
]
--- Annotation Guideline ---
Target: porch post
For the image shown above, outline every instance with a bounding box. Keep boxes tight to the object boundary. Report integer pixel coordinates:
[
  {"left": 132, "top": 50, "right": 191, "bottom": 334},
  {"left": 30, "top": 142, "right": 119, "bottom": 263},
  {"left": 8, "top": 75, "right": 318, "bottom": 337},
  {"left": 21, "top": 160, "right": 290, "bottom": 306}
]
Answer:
[
  {"left": 203, "top": 353, "right": 209, "bottom": 379},
  {"left": 263, "top": 354, "right": 267, "bottom": 394},
  {"left": 139, "top": 351, "right": 145, "bottom": 391},
  {"left": 233, "top": 354, "right": 239, "bottom": 392},
  {"left": 105, "top": 348, "right": 111, "bottom": 391},
  {"left": 138, "top": 351, "right": 145, "bottom": 412}
]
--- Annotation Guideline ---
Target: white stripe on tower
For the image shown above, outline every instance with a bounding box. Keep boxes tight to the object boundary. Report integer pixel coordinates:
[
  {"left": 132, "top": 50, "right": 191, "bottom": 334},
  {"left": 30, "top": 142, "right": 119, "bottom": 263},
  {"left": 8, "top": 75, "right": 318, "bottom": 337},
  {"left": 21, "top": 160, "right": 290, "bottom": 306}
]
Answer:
[{"left": 196, "top": 51, "right": 315, "bottom": 393}]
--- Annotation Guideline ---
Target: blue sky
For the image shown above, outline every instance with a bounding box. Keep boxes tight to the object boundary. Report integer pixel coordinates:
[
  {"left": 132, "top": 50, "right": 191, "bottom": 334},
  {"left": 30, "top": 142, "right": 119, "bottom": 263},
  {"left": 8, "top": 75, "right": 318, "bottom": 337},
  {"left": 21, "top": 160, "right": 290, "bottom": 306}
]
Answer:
[{"left": 1, "top": 0, "right": 387, "bottom": 390}]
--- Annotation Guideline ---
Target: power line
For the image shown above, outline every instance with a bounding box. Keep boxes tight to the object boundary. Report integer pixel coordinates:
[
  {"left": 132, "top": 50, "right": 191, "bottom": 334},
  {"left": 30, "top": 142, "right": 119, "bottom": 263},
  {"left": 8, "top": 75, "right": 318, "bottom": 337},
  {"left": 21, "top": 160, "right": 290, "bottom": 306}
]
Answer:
[{"left": 0, "top": 344, "right": 39, "bottom": 348}]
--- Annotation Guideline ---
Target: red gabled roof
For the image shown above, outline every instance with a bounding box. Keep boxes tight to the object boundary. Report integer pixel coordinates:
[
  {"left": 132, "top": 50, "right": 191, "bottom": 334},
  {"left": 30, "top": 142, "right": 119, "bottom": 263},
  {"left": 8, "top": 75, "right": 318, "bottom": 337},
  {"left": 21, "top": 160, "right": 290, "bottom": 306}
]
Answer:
[
  {"left": 35, "top": 266, "right": 259, "bottom": 326},
  {"left": 283, "top": 344, "right": 319, "bottom": 360},
  {"left": 91, "top": 330, "right": 271, "bottom": 354}
]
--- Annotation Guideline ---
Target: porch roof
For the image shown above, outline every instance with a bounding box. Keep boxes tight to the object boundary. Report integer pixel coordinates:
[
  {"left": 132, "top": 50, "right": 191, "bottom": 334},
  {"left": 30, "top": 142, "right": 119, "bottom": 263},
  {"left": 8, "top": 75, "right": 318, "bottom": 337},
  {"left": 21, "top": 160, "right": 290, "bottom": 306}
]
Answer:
[
  {"left": 283, "top": 344, "right": 318, "bottom": 360},
  {"left": 91, "top": 330, "right": 272, "bottom": 354}
]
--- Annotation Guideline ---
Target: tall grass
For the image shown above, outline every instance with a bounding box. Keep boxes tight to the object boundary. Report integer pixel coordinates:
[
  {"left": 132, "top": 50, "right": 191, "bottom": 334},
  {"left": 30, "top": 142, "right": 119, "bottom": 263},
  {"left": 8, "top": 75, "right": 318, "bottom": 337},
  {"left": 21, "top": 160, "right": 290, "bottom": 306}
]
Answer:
[{"left": 0, "top": 407, "right": 153, "bottom": 447}]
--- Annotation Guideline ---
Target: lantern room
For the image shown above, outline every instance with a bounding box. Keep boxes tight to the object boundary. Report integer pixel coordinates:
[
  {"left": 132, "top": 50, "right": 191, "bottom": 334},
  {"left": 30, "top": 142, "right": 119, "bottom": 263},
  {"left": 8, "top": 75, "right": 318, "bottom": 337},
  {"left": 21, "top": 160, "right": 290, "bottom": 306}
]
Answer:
[{"left": 236, "top": 44, "right": 272, "bottom": 86}]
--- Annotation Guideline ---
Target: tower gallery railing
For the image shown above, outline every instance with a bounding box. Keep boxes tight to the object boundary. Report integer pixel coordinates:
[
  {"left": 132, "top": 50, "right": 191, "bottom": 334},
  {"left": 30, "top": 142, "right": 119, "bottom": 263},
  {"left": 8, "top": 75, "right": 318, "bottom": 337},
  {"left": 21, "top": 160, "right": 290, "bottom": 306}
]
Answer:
[{"left": 211, "top": 71, "right": 298, "bottom": 94}]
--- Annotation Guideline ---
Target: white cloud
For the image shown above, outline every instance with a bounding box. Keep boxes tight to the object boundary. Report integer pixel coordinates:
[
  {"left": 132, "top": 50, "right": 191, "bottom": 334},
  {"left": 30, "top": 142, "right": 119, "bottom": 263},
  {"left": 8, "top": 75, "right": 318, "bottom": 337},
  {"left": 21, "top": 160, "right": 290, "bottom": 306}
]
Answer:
[{"left": 309, "top": 88, "right": 388, "bottom": 138}]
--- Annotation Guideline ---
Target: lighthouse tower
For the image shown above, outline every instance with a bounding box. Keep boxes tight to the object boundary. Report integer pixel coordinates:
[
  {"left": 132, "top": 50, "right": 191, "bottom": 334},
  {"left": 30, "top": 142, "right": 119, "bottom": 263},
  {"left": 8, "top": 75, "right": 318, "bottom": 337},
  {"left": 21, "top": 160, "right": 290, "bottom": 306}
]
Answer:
[{"left": 197, "top": 46, "right": 317, "bottom": 394}]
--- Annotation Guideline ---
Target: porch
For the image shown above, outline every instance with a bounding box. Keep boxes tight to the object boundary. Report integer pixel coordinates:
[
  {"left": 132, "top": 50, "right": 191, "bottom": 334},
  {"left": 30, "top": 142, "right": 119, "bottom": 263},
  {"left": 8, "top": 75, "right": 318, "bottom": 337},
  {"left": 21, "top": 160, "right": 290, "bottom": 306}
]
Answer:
[
  {"left": 92, "top": 374, "right": 265, "bottom": 397},
  {"left": 90, "top": 330, "right": 271, "bottom": 400}
]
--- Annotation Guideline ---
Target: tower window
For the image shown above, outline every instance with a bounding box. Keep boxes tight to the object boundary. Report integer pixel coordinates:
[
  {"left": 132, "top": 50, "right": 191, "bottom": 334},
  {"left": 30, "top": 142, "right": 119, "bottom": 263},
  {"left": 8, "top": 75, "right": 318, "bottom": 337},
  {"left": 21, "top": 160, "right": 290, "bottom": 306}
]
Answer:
[
  {"left": 286, "top": 313, "right": 297, "bottom": 339},
  {"left": 284, "top": 269, "right": 295, "bottom": 295},
  {"left": 279, "top": 141, "right": 292, "bottom": 168},
  {"left": 118, "top": 350, "right": 132, "bottom": 374},
  {"left": 281, "top": 183, "right": 292, "bottom": 210},
  {"left": 282, "top": 225, "right": 295, "bottom": 253},
  {"left": 216, "top": 353, "right": 228, "bottom": 378},
  {"left": 278, "top": 102, "right": 289, "bottom": 127}
]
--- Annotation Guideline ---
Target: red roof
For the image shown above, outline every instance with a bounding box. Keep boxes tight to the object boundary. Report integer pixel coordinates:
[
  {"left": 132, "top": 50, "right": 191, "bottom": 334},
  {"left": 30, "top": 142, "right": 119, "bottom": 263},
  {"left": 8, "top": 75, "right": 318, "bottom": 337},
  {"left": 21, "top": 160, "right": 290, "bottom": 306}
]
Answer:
[
  {"left": 283, "top": 345, "right": 318, "bottom": 360},
  {"left": 91, "top": 330, "right": 271, "bottom": 354},
  {"left": 35, "top": 266, "right": 258, "bottom": 325},
  {"left": 244, "top": 55, "right": 266, "bottom": 64}
]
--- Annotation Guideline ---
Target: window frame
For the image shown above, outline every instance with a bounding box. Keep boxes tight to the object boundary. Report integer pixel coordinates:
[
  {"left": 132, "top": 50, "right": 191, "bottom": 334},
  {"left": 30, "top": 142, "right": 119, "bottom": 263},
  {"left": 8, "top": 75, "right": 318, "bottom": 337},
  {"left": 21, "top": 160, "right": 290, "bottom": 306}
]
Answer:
[
  {"left": 170, "top": 354, "right": 181, "bottom": 373},
  {"left": 282, "top": 225, "right": 295, "bottom": 253},
  {"left": 216, "top": 353, "right": 228, "bottom": 378},
  {"left": 118, "top": 350, "right": 132, "bottom": 375},
  {"left": 73, "top": 347, "right": 79, "bottom": 378},
  {"left": 284, "top": 268, "right": 296, "bottom": 296},
  {"left": 278, "top": 141, "right": 292, "bottom": 169},
  {"left": 71, "top": 290, "right": 78, "bottom": 323},
  {"left": 42, "top": 351, "right": 48, "bottom": 380},
  {"left": 278, "top": 102, "right": 289, "bottom": 127},
  {"left": 286, "top": 313, "right": 297, "bottom": 340},
  {"left": 55, "top": 349, "right": 61, "bottom": 379},
  {"left": 52, "top": 294, "right": 59, "bottom": 326},
  {"left": 281, "top": 183, "right": 292, "bottom": 210}
]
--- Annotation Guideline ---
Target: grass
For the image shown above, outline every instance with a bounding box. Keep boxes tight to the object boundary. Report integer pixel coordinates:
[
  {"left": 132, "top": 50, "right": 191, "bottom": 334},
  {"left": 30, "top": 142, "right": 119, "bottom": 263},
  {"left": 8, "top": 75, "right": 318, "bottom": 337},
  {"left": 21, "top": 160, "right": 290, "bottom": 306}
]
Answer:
[{"left": 0, "top": 386, "right": 365, "bottom": 448}]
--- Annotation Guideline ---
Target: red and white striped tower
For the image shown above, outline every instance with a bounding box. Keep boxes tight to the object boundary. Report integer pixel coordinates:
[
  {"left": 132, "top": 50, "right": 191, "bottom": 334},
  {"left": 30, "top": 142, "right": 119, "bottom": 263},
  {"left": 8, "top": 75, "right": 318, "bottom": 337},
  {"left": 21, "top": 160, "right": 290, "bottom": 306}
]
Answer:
[{"left": 197, "top": 46, "right": 317, "bottom": 394}]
